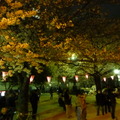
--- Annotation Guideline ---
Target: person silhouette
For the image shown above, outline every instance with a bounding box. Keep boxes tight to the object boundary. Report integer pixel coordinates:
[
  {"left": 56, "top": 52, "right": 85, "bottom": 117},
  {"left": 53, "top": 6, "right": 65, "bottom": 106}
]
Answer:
[{"left": 30, "top": 90, "right": 39, "bottom": 120}]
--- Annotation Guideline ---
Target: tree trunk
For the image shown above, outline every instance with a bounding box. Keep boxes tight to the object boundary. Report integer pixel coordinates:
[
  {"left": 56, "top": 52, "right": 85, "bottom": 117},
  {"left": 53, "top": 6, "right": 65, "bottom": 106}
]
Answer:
[
  {"left": 17, "top": 73, "right": 30, "bottom": 120},
  {"left": 93, "top": 73, "right": 102, "bottom": 92}
]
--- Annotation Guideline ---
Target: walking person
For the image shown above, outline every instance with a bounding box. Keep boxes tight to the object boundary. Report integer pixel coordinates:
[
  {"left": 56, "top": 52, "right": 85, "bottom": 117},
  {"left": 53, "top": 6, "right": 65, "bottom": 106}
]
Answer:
[
  {"left": 75, "top": 92, "right": 87, "bottom": 120},
  {"left": 81, "top": 93, "right": 87, "bottom": 120},
  {"left": 58, "top": 93, "right": 66, "bottom": 111},
  {"left": 107, "top": 89, "right": 118, "bottom": 120},
  {"left": 30, "top": 90, "right": 39, "bottom": 120},
  {"left": 103, "top": 90, "right": 111, "bottom": 114},
  {"left": 63, "top": 89, "right": 72, "bottom": 118},
  {"left": 96, "top": 90, "right": 105, "bottom": 116},
  {"left": 75, "top": 93, "right": 82, "bottom": 120},
  {"left": 49, "top": 87, "right": 53, "bottom": 99}
]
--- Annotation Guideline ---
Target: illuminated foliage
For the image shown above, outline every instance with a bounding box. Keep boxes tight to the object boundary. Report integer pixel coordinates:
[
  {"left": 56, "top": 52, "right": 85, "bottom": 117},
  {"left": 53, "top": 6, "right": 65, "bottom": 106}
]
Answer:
[
  {"left": 32, "top": 0, "right": 120, "bottom": 90},
  {"left": 0, "top": 0, "right": 42, "bottom": 77},
  {"left": 0, "top": 0, "right": 120, "bottom": 117}
]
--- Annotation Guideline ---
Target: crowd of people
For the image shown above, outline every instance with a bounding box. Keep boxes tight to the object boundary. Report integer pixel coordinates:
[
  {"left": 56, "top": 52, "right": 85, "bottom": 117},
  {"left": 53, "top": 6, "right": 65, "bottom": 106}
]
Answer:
[
  {"left": 0, "top": 90, "right": 17, "bottom": 120},
  {"left": 96, "top": 88, "right": 118, "bottom": 120},
  {"left": 58, "top": 88, "right": 87, "bottom": 120},
  {"left": 0, "top": 87, "right": 119, "bottom": 120},
  {"left": 0, "top": 89, "right": 40, "bottom": 120},
  {"left": 57, "top": 87, "right": 119, "bottom": 120}
]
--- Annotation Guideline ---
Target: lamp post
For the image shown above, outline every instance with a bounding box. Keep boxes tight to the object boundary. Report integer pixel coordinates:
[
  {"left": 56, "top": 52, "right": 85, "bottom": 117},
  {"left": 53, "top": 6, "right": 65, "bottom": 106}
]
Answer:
[
  {"left": 101, "top": 77, "right": 107, "bottom": 88},
  {"left": 74, "top": 75, "right": 79, "bottom": 87},
  {"left": 62, "top": 76, "right": 67, "bottom": 88},
  {"left": 74, "top": 75, "right": 79, "bottom": 92}
]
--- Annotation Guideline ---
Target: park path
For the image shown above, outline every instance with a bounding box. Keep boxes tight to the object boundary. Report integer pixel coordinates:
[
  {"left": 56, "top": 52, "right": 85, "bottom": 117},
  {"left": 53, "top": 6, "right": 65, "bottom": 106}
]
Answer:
[{"left": 36, "top": 93, "right": 120, "bottom": 120}]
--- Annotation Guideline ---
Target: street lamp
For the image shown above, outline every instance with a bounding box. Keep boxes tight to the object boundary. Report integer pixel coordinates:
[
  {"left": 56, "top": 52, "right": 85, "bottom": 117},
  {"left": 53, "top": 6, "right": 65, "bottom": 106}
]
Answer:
[
  {"left": 68, "top": 53, "right": 77, "bottom": 61},
  {"left": 114, "top": 69, "right": 120, "bottom": 74},
  {"left": 71, "top": 54, "right": 77, "bottom": 60}
]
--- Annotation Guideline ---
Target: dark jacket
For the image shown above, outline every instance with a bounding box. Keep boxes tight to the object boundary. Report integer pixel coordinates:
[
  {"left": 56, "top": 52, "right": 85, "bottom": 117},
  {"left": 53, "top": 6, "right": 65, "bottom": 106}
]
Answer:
[
  {"left": 64, "top": 92, "right": 71, "bottom": 105},
  {"left": 96, "top": 92, "right": 105, "bottom": 106},
  {"left": 107, "top": 92, "right": 117, "bottom": 105},
  {"left": 30, "top": 90, "right": 39, "bottom": 105}
]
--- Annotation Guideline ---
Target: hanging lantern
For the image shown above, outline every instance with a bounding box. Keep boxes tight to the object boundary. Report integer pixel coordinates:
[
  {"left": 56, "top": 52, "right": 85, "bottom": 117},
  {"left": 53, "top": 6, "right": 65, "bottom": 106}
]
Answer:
[
  {"left": 47, "top": 76, "right": 51, "bottom": 83},
  {"left": 118, "top": 75, "right": 120, "bottom": 79},
  {"left": 2, "top": 71, "right": 8, "bottom": 81},
  {"left": 62, "top": 76, "right": 66, "bottom": 82},
  {"left": 30, "top": 75, "right": 35, "bottom": 83},
  {"left": 103, "top": 77, "right": 106, "bottom": 82},
  {"left": 118, "top": 75, "right": 120, "bottom": 81},
  {"left": 75, "top": 75, "right": 79, "bottom": 82},
  {"left": 110, "top": 76, "right": 114, "bottom": 80},
  {"left": 85, "top": 74, "right": 89, "bottom": 79},
  {"left": 1, "top": 91, "right": 5, "bottom": 96}
]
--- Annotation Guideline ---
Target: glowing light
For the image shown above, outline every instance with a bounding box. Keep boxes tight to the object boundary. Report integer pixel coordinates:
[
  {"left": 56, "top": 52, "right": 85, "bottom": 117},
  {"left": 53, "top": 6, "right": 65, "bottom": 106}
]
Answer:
[
  {"left": 103, "top": 77, "right": 106, "bottom": 82},
  {"left": 118, "top": 75, "right": 120, "bottom": 79},
  {"left": 30, "top": 75, "right": 35, "bottom": 83},
  {"left": 47, "top": 76, "right": 51, "bottom": 83},
  {"left": 75, "top": 75, "right": 79, "bottom": 82},
  {"left": 114, "top": 69, "right": 120, "bottom": 74},
  {"left": 118, "top": 75, "right": 120, "bottom": 81},
  {"left": 85, "top": 74, "right": 89, "bottom": 79},
  {"left": 62, "top": 76, "right": 66, "bottom": 82},
  {"left": 0, "top": 91, "right": 6, "bottom": 96},
  {"left": 71, "top": 54, "right": 77, "bottom": 60},
  {"left": 110, "top": 76, "right": 114, "bottom": 80}
]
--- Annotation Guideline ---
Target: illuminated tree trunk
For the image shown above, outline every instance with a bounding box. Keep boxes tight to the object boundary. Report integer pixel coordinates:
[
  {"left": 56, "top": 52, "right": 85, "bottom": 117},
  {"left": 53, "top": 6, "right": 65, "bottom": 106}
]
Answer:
[{"left": 17, "top": 72, "right": 30, "bottom": 120}]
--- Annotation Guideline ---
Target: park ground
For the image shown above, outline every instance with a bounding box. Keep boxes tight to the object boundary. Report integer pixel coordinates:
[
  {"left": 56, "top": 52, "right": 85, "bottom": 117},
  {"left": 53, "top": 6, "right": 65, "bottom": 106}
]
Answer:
[{"left": 30, "top": 93, "right": 120, "bottom": 120}]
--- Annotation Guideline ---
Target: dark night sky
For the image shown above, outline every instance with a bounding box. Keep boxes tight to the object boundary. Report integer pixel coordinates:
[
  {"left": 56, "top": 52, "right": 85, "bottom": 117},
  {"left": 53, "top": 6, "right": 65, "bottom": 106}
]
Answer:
[{"left": 103, "top": 4, "right": 120, "bottom": 18}]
